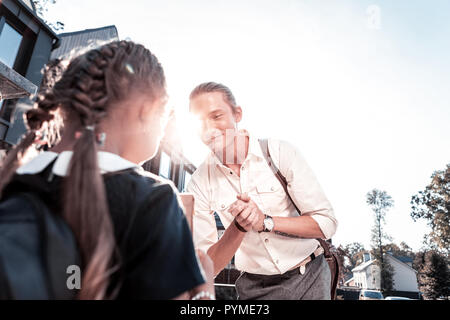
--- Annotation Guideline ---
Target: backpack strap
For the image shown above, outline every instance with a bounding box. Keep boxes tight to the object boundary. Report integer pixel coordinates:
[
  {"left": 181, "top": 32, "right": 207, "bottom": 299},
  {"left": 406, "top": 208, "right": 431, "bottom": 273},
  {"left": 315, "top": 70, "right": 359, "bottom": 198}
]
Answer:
[{"left": 257, "top": 139, "right": 332, "bottom": 259}]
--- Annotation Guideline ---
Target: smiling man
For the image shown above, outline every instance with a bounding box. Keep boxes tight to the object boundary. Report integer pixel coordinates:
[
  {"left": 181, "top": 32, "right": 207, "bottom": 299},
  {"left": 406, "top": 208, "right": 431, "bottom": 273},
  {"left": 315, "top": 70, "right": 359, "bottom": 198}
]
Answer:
[{"left": 186, "top": 82, "right": 338, "bottom": 300}]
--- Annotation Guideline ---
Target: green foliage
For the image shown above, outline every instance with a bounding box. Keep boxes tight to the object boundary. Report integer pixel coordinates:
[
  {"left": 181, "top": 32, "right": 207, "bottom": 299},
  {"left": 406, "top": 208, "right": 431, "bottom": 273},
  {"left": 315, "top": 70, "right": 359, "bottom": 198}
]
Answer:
[
  {"left": 411, "top": 164, "right": 450, "bottom": 253},
  {"left": 32, "top": 0, "right": 64, "bottom": 32},
  {"left": 343, "top": 242, "right": 365, "bottom": 265},
  {"left": 379, "top": 260, "right": 395, "bottom": 294},
  {"left": 366, "top": 189, "right": 394, "bottom": 262},
  {"left": 342, "top": 242, "right": 366, "bottom": 280},
  {"left": 366, "top": 189, "right": 395, "bottom": 292},
  {"left": 415, "top": 250, "right": 450, "bottom": 300}
]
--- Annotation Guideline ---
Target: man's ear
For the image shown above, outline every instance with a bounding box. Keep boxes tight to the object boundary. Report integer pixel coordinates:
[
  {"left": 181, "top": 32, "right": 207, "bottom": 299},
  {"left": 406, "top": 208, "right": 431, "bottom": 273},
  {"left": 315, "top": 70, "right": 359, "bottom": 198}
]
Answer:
[{"left": 234, "top": 106, "right": 243, "bottom": 123}]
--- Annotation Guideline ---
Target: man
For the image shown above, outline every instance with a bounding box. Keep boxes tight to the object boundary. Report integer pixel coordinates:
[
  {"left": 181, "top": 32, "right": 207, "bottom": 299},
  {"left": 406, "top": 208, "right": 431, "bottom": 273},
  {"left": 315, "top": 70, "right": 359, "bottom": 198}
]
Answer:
[{"left": 186, "top": 82, "right": 337, "bottom": 300}]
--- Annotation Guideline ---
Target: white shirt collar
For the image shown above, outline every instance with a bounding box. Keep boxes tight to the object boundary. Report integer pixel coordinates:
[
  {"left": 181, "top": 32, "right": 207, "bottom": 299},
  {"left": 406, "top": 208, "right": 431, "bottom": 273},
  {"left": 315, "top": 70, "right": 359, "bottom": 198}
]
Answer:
[
  {"left": 208, "top": 130, "right": 264, "bottom": 168},
  {"left": 16, "top": 151, "right": 140, "bottom": 177}
]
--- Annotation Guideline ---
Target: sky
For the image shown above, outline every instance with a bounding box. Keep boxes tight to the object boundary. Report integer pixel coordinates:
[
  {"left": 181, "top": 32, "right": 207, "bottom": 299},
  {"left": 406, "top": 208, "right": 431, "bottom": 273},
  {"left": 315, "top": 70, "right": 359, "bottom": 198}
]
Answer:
[{"left": 45, "top": 0, "right": 450, "bottom": 252}]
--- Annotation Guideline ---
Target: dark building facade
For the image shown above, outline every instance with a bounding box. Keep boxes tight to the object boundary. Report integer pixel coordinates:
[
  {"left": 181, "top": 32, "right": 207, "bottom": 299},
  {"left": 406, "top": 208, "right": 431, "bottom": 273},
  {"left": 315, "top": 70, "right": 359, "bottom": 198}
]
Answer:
[{"left": 0, "top": 0, "right": 60, "bottom": 150}]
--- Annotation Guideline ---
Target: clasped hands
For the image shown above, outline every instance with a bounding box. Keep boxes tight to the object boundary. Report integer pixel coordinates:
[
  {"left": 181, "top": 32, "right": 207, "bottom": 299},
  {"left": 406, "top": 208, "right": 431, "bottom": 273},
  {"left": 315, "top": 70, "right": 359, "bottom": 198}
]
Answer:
[{"left": 228, "top": 193, "right": 265, "bottom": 232}]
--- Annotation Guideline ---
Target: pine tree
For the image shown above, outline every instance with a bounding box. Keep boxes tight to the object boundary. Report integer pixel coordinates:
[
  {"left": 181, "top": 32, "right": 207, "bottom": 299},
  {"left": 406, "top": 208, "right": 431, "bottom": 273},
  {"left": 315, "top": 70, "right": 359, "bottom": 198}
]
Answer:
[
  {"left": 415, "top": 251, "right": 450, "bottom": 300},
  {"left": 366, "top": 189, "right": 395, "bottom": 293}
]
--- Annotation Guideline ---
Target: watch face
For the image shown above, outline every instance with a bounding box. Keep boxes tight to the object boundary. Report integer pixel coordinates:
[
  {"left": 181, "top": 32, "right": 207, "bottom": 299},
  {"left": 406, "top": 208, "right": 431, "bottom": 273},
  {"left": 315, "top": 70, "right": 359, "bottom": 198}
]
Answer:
[{"left": 264, "top": 216, "right": 274, "bottom": 231}]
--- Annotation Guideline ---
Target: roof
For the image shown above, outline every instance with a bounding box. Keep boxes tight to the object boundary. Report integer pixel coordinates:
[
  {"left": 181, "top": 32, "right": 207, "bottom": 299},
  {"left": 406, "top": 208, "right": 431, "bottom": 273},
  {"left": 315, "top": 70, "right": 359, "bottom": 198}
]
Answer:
[
  {"left": 19, "top": 0, "right": 36, "bottom": 13},
  {"left": 12, "top": 0, "right": 59, "bottom": 39},
  {"left": 50, "top": 25, "right": 119, "bottom": 60},
  {"left": 352, "top": 254, "right": 417, "bottom": 273},
  {"left": 344, "top": 277, "right": 354, "bottom": 285},
  {"left": 387, "top": 254, "right": 417, "bottom": 273},
  {"left": 352, "top": 259, "right": 375, "bottom": 272},
  {"left": 394, "top": 255, "right": 413, "bottom": 264}
]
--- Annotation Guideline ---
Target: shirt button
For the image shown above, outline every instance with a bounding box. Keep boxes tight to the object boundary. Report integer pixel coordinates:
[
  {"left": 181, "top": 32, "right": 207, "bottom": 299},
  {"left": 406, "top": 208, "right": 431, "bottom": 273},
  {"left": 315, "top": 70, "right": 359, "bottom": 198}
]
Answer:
[
  {"left": 265, "top": 238, "right": 269, "bottom": 243},
  {"left": 275, "top": 259, "right": 279, "bottom": 264},
  {"left": 221, "top": 204, "right": 225, "bottom": 209},
  {"left": 288, "top": 183, "right": 292, "bottom": 188},
  {"left": 271, "top": 186, "right": 275, "bottom": 191}
]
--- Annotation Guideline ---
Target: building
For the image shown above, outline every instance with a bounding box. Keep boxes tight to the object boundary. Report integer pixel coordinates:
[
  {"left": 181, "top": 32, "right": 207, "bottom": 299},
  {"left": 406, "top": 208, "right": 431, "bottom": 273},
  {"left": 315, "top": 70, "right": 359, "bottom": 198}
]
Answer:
[
  {"left": 351, "top": 251, "right": 420, "bottom": 298},
  {"left": 1, "top": 0, "right": 60, "bottom": 151},
  {"left": 50, "top": 25, "right": 119, "bottom": 60}
]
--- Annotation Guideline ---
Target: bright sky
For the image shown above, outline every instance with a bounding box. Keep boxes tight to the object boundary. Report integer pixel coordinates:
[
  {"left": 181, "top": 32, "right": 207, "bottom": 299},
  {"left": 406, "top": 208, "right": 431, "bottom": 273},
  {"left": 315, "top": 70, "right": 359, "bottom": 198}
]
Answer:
[{"left": 46, "top": 0, "right": 450, "bottom": 252}]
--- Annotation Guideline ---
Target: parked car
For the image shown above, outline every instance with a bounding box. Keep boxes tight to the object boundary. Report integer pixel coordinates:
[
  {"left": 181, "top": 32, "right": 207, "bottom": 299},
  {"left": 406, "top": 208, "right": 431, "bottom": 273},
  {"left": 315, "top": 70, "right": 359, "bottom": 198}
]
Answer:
[
  {"left": 359, "top": 289, "right": 384, "bottom": 300},
  {"left": 385, "top": 296, "right": 413, "bottom": 300}
]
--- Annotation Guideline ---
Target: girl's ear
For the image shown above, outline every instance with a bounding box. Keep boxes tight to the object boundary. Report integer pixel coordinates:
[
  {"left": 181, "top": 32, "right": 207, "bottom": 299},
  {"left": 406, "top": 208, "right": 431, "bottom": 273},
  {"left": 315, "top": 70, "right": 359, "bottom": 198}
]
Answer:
[
  {"left": 137, "top": 97, "right": 157, "bottom": 123},
  {"left": 138, "top": 95, "right": 168, "bottom": 122}
]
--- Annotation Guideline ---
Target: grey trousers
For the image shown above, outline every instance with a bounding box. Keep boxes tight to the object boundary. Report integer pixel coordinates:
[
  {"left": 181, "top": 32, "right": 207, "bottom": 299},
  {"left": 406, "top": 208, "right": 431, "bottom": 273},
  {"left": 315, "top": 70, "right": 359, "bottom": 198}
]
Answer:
[{"left": 235, "top": 254, "right": 331, "bottom": 300}]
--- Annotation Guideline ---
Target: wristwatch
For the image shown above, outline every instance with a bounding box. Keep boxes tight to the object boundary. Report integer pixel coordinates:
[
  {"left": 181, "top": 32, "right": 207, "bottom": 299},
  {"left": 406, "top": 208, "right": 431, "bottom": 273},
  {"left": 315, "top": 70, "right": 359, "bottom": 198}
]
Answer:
[{"left": 261, "top": 214, "right": 274, "bottom": 233}]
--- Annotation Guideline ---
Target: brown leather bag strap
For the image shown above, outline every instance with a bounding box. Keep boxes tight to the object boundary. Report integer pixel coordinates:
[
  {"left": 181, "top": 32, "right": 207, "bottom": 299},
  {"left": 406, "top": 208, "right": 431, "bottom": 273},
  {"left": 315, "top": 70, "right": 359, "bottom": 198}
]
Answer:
[{"left": 258, "top": 139, "right": 332, "bottom": 257}]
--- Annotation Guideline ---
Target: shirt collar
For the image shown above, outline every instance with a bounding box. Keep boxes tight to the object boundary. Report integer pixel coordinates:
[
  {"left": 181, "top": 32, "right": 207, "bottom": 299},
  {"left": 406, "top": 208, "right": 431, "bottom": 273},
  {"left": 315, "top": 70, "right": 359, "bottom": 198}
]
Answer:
[
  {"left": 16, "top": 151, "right": 140, "bottom": 176},
  {"left": 246, "top": 131, "right": 265, "bottom": 161},
  {"left": 207, "top": 129, "right": 265, "bottom": 169}
]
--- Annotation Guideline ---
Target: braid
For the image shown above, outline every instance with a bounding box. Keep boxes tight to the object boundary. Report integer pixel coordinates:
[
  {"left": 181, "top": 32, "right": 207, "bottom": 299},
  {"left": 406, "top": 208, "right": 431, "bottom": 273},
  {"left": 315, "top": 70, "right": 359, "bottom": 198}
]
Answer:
[
  {"left": 0, "top": 59, "right": 68, "bottom": 197},
  {"left": 55, "top": 40, "right": 165, "bottom": 299},
  {"left": 64, "top": 48, "right": 112, "bottom": 126},
  {"left": 1, "top": 40, "right": 166, "bottom": 299}
]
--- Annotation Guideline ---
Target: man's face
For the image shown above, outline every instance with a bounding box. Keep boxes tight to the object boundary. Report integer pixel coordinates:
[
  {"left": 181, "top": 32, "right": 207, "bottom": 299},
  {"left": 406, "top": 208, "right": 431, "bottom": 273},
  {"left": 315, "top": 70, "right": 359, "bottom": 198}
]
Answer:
[{"left": 189, "top": 91, "right": 242, "bottom": 153}]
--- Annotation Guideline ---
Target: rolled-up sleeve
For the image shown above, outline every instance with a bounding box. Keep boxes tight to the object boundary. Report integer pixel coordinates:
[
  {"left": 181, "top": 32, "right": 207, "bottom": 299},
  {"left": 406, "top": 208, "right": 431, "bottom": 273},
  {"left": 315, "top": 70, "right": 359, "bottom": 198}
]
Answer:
[
  {"left": 278, "top": 140, "right": 338, "bottom": 240},
  {"left": 186, "top": 176, "right": 218, "bottom": 253}
]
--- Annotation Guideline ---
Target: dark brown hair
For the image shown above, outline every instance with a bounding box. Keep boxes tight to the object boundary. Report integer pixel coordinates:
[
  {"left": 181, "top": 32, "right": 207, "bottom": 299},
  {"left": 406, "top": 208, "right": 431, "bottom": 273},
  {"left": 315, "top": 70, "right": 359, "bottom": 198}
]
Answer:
[
  {"left": 0, "top": 41, "right": 166, "bottom": 299},
  {"left": 189, "top": 82, "right": 237, "bottom": 113}
]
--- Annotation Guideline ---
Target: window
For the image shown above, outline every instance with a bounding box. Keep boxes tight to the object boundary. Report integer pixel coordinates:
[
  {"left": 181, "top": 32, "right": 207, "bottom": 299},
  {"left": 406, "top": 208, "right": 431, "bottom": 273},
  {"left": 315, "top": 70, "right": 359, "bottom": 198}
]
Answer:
[
  {"left": 363, "top": 252, "right": 371, "bottom": 262},
  {"left": 0, "top": 18, "right": 24, "bottom": 116},
  {"left": 159, "top": 151, "right": 171, "bottom": 179},
  {"left": 0, "top": 22, "right": 23, "bottom": 68},
  {"left": 183, "top": 171, "right": 192, "bottom": 191}
]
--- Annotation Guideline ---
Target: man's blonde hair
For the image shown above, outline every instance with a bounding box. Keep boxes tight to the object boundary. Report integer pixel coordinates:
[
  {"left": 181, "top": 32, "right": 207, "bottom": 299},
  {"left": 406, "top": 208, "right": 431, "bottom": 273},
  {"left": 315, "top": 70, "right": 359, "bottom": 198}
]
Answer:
[{"left": 189, "top": 82, "right": 237, "bottom": 113}]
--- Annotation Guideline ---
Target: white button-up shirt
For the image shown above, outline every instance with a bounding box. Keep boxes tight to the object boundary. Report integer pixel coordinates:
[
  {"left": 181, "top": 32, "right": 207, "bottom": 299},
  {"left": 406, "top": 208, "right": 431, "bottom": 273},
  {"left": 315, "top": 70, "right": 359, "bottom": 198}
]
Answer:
[{"left": 187, "top": 132, "right": 337, "bottom": 275}]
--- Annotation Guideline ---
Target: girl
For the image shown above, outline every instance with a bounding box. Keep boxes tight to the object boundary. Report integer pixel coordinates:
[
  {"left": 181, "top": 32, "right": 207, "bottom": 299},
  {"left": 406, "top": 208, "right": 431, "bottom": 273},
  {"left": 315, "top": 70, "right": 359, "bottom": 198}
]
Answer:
[{"left": 0, "top": 41, "right": 214, "bottom": 300}]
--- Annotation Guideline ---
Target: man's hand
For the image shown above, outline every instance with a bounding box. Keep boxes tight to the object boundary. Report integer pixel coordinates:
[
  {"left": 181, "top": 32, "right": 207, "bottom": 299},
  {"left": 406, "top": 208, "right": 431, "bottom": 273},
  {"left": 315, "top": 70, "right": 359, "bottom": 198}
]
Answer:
[{"left": 228, "top": 193, "right": 265, "bottom": 232}]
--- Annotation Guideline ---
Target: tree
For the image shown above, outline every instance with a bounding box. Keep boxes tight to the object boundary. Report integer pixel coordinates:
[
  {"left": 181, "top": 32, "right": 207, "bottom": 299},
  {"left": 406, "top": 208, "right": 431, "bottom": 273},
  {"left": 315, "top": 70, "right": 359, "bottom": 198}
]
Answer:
[
  {"left": 341, "top": 242, "right": 365, "bottom": 282},
  {"left": 415, "top": 250, "right": 450, "bottom": 300},
  {"left": 411, "top": 164, "right": 450, "bottom": 253},
  {"left": 343, "top": 243, "right": 365, "bottom": 266},
  {"left": 32, "top": 0, "right": 64, "bottom": 32},
  {"left": 383, "top": 242, "right": 414, "bottom": 259},
  {"left": 366, "top": 189, "right": 395, "bottom": 293}
]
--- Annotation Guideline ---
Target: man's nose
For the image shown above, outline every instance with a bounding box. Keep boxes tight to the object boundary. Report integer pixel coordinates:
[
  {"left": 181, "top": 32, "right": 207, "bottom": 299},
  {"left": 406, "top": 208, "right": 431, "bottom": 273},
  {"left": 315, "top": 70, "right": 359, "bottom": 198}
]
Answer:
[{"left": 202, "top": 118, "right": 215, "bottom": 132}]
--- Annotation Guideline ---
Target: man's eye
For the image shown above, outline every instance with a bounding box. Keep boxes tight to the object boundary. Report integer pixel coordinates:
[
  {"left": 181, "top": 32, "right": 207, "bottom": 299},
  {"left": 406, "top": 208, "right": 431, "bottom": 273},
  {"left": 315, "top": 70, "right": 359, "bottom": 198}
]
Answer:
[{"left": 213, "top": 114, "right": 222, "bottom": 120}]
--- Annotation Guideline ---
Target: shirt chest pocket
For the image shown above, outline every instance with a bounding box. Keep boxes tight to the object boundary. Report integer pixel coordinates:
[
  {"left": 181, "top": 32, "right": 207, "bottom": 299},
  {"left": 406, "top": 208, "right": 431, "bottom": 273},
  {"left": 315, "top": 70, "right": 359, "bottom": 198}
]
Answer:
[{"left": 255, "top": 179, "right": 289, "bottom": 215}]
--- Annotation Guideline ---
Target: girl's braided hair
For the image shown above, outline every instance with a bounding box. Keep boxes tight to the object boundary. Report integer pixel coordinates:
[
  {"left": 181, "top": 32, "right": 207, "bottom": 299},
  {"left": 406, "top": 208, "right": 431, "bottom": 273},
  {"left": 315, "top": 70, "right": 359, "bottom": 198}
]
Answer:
[{"left": 0, "top": 40, "right": 166, "bottom": 299}]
